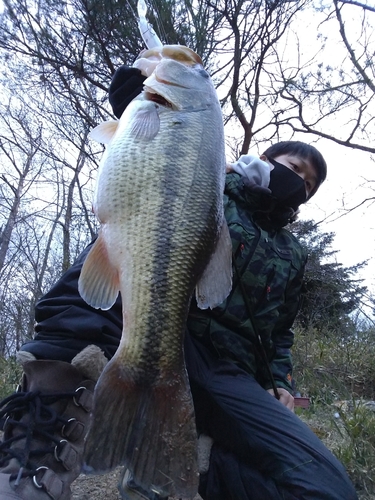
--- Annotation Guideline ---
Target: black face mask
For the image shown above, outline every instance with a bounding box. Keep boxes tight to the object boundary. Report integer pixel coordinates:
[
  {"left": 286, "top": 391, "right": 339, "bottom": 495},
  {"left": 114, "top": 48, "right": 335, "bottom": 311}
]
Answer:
[{"left": 268, "top": 158, "right": 307, "bottom": 211}]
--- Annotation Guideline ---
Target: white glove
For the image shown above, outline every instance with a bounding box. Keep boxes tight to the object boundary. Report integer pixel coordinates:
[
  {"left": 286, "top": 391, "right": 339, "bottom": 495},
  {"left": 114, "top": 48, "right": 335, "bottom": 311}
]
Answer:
[
  {"left": 229, "top": 154, "right": 272, "bottom": 193},
  {"left": 197, "top": 434, "right": 214, "bottom": 474}
]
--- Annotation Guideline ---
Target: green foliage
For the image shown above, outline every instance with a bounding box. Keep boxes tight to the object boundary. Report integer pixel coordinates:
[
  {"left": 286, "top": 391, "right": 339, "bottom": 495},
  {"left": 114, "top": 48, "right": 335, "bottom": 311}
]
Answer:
[
  {"left": 297, "top": 401, "right": 375, "bottom": 499},
  {"left": 293, "top": 326, "right": 375, "bottom": 402},
  {"left": 0, "top": 356, "right": 22, "bottom": 400},
  {"left": 278, "top": 220, "right": 375, "bottom": 497},
  {"left": 293, "top": 325, "right": 375, "bottom": 497},
  {"left": 291, "top": 220, "right": 368, "bottom": 333},
  {"left": 333, "top": 402, "right": 375, "bottom": 496}
]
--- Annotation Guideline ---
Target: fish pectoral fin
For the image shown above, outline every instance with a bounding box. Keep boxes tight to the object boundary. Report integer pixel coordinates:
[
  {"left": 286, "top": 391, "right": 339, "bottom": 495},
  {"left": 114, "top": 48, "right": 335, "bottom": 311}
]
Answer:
[
  {"left": 84, "top": 359, "right": 199, "bottom": 498},
  {"left": 78, "top": 233, "right": 120, "bottom": 310},
  {"left": 89, "top": 120, "right": 119, "bottom": 144},
  {"left": 195, "top": 218, "right": 233, "bottom": 309},
  {"left": 130, "top": 105, "right": 160, "bottom": 141}
]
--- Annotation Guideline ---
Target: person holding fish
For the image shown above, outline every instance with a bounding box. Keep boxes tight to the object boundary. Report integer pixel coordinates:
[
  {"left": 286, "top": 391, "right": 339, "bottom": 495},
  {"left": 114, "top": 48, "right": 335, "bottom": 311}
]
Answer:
[{"left": 0, "top": 47, "right": 358, "bottom": 500}]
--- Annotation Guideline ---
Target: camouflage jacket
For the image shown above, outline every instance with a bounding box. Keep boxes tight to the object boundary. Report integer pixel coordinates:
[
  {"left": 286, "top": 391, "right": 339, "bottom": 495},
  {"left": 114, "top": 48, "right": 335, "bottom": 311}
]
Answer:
[{"left": 187, "top": 173, "right": 307, "bottom": 393}]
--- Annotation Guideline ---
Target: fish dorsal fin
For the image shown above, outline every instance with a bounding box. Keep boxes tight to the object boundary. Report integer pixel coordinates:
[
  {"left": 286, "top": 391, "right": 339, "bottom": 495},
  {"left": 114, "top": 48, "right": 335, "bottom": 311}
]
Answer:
[
  {"left": 130, "top": 105, "right": 160, "bottom": 141},
  {"left": 78, "top": 233, "right": 120, "bottom": 310},
  {"left": 90, "top": 120, "right": 119, "bottom": 144},
  {"left": 195, "top": 219, "right": 233, "bottom": 309}
]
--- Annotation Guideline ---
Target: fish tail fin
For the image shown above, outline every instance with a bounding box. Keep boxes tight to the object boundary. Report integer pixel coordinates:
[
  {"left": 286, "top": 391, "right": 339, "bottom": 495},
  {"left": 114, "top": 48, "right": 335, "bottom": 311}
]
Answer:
[{"left": 84, "top": 358, "right": 199, "bottom": 498}]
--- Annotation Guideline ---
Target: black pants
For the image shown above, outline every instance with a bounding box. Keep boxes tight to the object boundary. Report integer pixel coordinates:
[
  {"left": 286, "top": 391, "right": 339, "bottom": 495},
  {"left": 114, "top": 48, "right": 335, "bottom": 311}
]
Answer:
[{"left": 184, "top": 334, "right": 358, "bottom": 500}]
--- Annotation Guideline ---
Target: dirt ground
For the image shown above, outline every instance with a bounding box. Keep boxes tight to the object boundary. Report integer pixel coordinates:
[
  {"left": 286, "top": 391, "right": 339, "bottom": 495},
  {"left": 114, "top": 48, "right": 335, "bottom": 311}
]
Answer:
[
  {"left": 72, "top": 468, "right": 122, "bottom": 500},
  {"left": 71, "top": 468, "right": 203, "bottom": 500}
]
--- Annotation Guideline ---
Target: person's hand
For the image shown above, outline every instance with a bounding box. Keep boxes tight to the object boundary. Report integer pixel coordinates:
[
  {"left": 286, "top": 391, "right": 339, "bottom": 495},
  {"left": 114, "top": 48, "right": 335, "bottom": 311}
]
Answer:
[
  {"left": 226, "top": 162, "right": 234, "bottom": 173},
  {"left": 267, "top": 388, "right": 295, "bottom": 412}
]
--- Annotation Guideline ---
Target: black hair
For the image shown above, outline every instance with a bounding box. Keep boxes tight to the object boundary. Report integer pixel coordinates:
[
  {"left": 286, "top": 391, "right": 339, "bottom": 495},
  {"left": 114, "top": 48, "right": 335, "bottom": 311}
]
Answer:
[{"left": 262, "top": 141, "right": 327, "bottom": 197}]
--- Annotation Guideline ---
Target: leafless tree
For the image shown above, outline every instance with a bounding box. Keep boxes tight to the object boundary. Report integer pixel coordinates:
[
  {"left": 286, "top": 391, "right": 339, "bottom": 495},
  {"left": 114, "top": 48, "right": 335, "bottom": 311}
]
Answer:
[
  {"left": 275, "top": 0, "right": 375, "bottom": 153},
  {"left": 0, "top": 0, "right": 374, "bottom": 353}
]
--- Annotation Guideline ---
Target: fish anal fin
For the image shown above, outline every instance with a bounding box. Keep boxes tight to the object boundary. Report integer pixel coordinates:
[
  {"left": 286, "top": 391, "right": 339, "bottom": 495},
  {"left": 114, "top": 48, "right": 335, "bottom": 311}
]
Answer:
[
  {"left": 78, "top": 233, "right": 120, "bottom": 310},
  {"left": 90, "top": 120, "right": 119, "bottom": 144},
  {"left": 83, "top": 359, "right": 199, "bottom": 498},
  {"left": 196, "top": 218, "right": 233, "bottom": 309}
]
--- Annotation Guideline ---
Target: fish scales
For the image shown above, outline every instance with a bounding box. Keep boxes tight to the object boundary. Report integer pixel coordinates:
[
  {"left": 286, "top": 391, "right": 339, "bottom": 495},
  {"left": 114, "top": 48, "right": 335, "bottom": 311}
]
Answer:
[
  {"left": 79, "top": 46, "right": 232, "bottom": 499},
  {"left": 97, "top": 107, "right": 220, "bottom": 374}
]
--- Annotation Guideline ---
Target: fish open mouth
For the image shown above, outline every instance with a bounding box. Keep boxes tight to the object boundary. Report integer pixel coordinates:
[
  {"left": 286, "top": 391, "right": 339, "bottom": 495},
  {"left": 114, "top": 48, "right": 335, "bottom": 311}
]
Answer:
[{"left": 145, "top": 90, "right": 173, "bottom": 108}]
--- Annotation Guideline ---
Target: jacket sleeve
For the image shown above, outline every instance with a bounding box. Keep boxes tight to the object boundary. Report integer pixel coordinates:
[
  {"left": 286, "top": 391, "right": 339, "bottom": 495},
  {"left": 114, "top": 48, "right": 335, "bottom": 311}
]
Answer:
[
  {"left": 265, "top": 261, "right": 306, "bottom": 394},
  {"left": 21, "top": 240, "right": 123, "bottom": 362}
]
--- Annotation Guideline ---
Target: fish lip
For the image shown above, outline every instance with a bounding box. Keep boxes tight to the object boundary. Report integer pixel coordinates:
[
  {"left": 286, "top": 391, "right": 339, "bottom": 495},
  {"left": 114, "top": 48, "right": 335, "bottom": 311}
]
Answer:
[{"left": 144, "top": 89, "right": 175, "bottom": 110}]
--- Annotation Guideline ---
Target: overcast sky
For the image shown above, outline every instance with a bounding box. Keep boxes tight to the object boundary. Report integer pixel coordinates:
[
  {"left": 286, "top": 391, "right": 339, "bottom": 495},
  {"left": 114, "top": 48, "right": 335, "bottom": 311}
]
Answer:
[{"left": 277, "top": 5, "right": 375, "bottom": 301}]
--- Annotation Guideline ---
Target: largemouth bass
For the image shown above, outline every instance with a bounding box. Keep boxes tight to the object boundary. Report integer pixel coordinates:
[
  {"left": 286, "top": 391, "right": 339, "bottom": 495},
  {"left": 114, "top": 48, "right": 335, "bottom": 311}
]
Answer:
[{"left": 79, "top": 45, "right": 232, "bottom": 498}]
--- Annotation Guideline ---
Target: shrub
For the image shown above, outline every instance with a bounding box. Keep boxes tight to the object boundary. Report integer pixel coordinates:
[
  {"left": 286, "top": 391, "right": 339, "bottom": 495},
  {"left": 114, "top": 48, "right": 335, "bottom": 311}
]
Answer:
[
  {"left": 333, "top": 401, "right": 375, "bottom": 496},
  {"left": 293, "top": 326, "right": 375, "bottom": 497},
  {"left": 292, "top": 327, "right": 375, "bottom": 402},
  {"left": 0, "top": 356, "right": 22, "bottom": 401}
]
